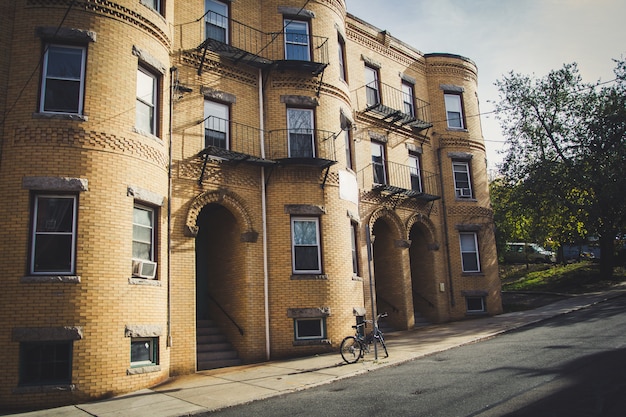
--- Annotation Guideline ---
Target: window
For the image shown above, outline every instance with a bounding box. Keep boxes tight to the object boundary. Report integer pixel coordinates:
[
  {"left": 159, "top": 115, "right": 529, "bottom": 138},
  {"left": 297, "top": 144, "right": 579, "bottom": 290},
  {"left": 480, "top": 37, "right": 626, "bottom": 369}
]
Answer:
[
  {"left": 19, "top": 341, "right": 72, "bottom": 385},
  {"left": 402, "top": 81, "right": 415, "bottom": 117},
  {"left": 284, "top": 19, "right": 310, "bottom": 61},
  {"left": 466, "top": 297, "right": 485, "bottom": 313},
  {"left": 142, "top": 0, "right": 163, "bottom": 15},
  {"left": 350, "top": 222, "right": 359, "bottom": 276},
  {"left": 130, "top": 337, "right": 158, "bottom": 367},
  {"left": 205, "top": 0, "right": 228, "bottom": 42},
  {"left": 133, "top": 205, "right": 155, "bottom": 262},
  {"left": 364, "top": 66, "right": 380, "bottom": 107},
  {"left": 460, "top": 232, "right": 480, "bottom": 272},
  {"left": 371, "top": 141, "right": 387, "bottom": 184},
  {"left": 338, "top": 35, "right": 347, "bottom": 82},
  {"left": 453, "top": 161, "right": 472, "bottom": 198},
  {"left": 30, "top": 195, "right": 77, "bottom": 275},
  {"left": 294, "top": 318, "right": 325, "bottom": 340},
  {"left": 287, "top": 108, "right": 315, "bottom": 158},
  {"left": 136, "top": 67, "right": 158, "bottom": 135},
  {"left": 40, "top": 44, "right": 86, "bottom": 114},
  {"left": 204, "top": 100, "right": 229, "bottom": 149},
  {"left": 444, "top": 93, "right": 464, "bottom": 129},
  {"left": 291, "top": 217, "right": 321, "bottom": 273},
  {"left": 341, "top": 114, "right": 353, "bottom": 169},
  {"left": 409, "top": 153, "right": 422, "bottom": 192}
]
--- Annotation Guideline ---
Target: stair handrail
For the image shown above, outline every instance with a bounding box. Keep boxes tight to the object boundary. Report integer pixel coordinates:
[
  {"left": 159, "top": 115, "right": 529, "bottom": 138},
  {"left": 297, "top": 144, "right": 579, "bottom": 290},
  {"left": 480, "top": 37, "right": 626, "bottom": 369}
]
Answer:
[
  {"left": 207, "top": 292, "right": 244, "bottom": 335},
  {"left": 412, "top": 289, "right": 435, "bottom": 308},
  {"left": 377, "top": 295, "right": 400, "bottom": 313}
]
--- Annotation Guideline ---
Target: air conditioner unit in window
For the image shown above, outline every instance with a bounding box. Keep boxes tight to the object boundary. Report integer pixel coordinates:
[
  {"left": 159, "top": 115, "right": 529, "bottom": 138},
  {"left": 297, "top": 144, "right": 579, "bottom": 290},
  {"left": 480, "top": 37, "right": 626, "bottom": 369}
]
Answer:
[
  {"left": 132, "top": 259, "right": 157, "bottom": 279},
  {"left": 457, "top": 188, "right": 472, "bottom": 197}
]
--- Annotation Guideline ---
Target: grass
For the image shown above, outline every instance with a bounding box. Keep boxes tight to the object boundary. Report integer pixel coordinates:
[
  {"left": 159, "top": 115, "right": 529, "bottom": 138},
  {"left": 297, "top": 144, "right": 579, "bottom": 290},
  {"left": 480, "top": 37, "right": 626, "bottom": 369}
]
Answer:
[{"left": 501, "top": 262, "right": 626, "bottom": 294}]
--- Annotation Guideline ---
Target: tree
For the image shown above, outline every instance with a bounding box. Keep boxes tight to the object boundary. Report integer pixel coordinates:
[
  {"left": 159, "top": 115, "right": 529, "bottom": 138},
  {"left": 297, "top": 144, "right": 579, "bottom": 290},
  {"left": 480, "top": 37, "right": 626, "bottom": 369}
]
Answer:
[{"left": 494, "top": 59, "right": 626, "bottom": 278}]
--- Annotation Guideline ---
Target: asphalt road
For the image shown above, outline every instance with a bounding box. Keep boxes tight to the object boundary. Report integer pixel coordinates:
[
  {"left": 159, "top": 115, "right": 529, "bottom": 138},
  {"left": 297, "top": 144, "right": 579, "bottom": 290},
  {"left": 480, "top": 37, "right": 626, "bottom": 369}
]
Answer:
[{"left": 206, "top": 295, "right": 626, "bottom": 417}]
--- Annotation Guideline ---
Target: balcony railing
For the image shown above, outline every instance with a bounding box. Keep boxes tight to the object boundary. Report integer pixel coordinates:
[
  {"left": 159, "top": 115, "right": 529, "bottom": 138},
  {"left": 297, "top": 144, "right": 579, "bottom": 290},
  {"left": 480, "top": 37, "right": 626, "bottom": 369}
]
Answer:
[
  {"left": 265, "top": 129, "right": 337, "bottom": 167},
  {"left": 193, "top": 11, "right": 329, "bottom": 75},
  {"left": 354, "top": 82, "right": 432, "bottom": 131},
  {"left": 357, "top": 161, "right": 440, "bottom": 201},
  {"left": 202, "top": 116, "right": 262, "bottom": 160}
]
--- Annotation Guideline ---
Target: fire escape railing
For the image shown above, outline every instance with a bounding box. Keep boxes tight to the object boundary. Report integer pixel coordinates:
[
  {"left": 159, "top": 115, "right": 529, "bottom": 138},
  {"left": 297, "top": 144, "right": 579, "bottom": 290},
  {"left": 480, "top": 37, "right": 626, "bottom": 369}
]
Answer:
[
  {"left": 354, "top": 82, "right": 432, "bottom": 131},
  {"left": 357, "top": 161, "right": 440, "bottom": 202},
  {"left": 265, "top": 128, "right": 337, "bottom": 164}
]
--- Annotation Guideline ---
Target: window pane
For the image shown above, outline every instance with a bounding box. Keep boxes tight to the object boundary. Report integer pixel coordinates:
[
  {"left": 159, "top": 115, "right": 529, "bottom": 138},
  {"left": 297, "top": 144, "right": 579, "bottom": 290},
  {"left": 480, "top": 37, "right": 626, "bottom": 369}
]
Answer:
[
  {"left": 136, "top": 70, "right": 155, "bottom": 104},
  {"left": 294, "top": 246, "right": 319, "bottom": 270},
  {"left": 287, "top": 109, "right": 314, "bottom": 158},
  {"left": 32, "top": 196, "right": 75, "bottom": 274},
  {"left": 295, "top": 319, "right": 323, "bottom": 339},
  {"left": 20, "top": 342, "right": 72, "bottom": 385},
  {"left": 285, "top": 20, "right": 310, "bottom": 61},
  {"left": 466, "top": 297, "right": 485, "bottom": 312},
  {"left": 133, "top": 207, "right": 153, "bottom": 226},
  {"left": 293, "top": 220, "right": 317, "bottom": 245},
  {"left": 133, "top": 206, "right": 154, "bottom": 261},
  {"left": 46, "top": 46, "right": 82, "bottom": 79},
  {"left": 36, "top": 197, "right": 74, "bottom": 232},
  {"left": 445, "top": 94, "right": 463, "bottom": 128},
  {"left": 204, "top": 100, "right": 229, "bottom": 149},
  {"left": 131, "top": 338, "right": 157, "bottom": 366},
  {"left": 136, "top": 69, "right": 156, "bottom": 134},
  {"left": 44, "top": 79, "right": 81, "bottom": 113},
  {"left": 33, "top": 235, "right": 73, "bottom": 272},
  {"left": 462, "top": 253, "right": 479, "bottom": 271}
]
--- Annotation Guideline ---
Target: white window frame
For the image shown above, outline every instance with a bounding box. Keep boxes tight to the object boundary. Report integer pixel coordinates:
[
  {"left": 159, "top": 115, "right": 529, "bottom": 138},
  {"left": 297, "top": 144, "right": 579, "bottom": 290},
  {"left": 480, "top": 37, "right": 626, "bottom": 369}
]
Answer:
[
  {"left": 459, "top": 232, "right": 481, "bottom": 273},
  {"left": 466, "top": 296, "right": 486, "bottom": 313},
  {"left": 402, "top": 81, "right": 415, "bottom": 117},
  {"left": 338, "top": 35, "right": 347, "bottom": 82},
  {"left": 453, "top": 161, "right": 473, "bottom": 198},
  {"left": 284, "top": 19, "right": 310, "bottom": 61},
  {"left": 204, "top": 100, "right": 229, "bottom": 149},
  {"left": 205, "top": 0, "right": 229, "bottom": 43},
  {"left": 133, "top": 204, "right": 155, "bottom": 262},
  {"left": 409, "top": 154, "right": 422, "bottom": 192},
  {"left": 364, "top": 65, "right": 380, "bottom": 107},
  {"left": 371, "top": 141, "right": 387, "bottom": 185},
  {"left": 291, "top": 217, "right": 322, "bottom": 274},
  {"left": 444, "top": 93, "right": 464, "bottom": 129},
  {"left": 40, "top": 44, "right": 86, "bottom": 115},
  {"left": 142, "top": 0, "right": 163, "bottom": 15},
  {"left": 294, "top": 318, "right": 325, "bottom": 340},
  {"left": 30, "top": 194, "right": 78, "bottom": 275},
  {"left": 136, "top": 66, "right": 158, "bottom": 135},
  {"left": 287, "top": 108, "right": 315, "bottom": 158},
  {"left": 130, "top": 337, "right": 158, "bottom": 367}
]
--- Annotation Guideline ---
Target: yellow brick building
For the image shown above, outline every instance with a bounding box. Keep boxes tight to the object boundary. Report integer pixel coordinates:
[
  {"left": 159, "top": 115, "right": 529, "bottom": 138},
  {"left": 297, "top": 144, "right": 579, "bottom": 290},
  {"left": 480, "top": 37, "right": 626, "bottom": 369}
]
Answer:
[{"left": 0, "top": 0, "right": 501, "bottom": 411}]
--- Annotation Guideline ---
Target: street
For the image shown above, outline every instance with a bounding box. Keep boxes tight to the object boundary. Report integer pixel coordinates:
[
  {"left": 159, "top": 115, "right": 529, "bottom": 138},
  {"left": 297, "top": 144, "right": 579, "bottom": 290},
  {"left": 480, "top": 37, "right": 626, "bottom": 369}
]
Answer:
[{"left": 205, "top": 295, "right": 626, "bottom": 416}]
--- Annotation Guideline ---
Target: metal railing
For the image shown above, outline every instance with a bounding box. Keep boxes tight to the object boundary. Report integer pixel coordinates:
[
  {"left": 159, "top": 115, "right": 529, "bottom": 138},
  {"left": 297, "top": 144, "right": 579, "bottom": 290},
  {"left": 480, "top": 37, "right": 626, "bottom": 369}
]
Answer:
[
  {"left": 187, "top": 11, "right": 328, "bottom": 68},
  {"left": 354, "top": 82, "right": 432, "bottom": 128},
  {"left": 202, "top": 116, "right": 263, "bottom": 158},
  {"left": 207, "top": 292, "right": 244, "bottom": 336},
  {"left": 265, "top": 129, "right": 337, "bottom": 161},
  {"left": 357, "top": 161, "right": 440, "bottom": 198}
]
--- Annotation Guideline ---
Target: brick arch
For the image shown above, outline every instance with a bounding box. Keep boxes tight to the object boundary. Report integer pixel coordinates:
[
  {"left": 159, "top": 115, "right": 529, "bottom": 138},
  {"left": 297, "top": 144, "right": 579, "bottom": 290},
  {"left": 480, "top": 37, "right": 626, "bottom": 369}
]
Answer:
[
  {"left": 406, "top": 213, "right": 438, "bottom": 246},
  {"left": 367, "top": 207, "right": 405, "bottom": 239},
  {"left": 185, "top": 189, "right": 255, "bottom": 237}
]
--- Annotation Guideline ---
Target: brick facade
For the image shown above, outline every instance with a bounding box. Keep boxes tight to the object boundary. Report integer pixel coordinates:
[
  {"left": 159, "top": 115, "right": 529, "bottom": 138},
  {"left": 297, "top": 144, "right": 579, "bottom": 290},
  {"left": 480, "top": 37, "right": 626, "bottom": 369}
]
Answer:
[{"left": 0, "top": 0, "right": 501, "bottom": 411}]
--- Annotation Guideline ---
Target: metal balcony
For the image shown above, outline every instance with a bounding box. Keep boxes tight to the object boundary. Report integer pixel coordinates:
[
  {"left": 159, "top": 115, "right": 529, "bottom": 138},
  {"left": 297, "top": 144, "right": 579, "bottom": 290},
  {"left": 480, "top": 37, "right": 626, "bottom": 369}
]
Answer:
[
  {"left": 357, "top": 161, "right": 440, "bottom": 203},
  {"left": 195, "top": 12, "right": 329, "bottom": 75},
  {"left": 354, "top": 82, "right": 432, "bottom": 131},
  {"left": 265, "top": 128, "right": 337, "bottom": 168}
]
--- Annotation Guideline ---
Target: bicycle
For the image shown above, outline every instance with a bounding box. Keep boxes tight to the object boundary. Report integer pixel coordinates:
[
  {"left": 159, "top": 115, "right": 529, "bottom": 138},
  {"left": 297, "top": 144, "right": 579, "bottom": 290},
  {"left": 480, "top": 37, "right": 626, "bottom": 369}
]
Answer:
[{"left": 340, "top": 313, "right": 388, "bottom": 364}]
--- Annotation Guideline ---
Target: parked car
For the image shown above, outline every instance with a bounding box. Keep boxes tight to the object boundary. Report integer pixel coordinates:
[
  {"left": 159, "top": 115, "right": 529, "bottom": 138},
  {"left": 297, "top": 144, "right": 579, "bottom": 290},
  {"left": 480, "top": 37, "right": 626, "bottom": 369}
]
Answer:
[{"left": 504, "top": 242, "right": 556, "bottom": 264}]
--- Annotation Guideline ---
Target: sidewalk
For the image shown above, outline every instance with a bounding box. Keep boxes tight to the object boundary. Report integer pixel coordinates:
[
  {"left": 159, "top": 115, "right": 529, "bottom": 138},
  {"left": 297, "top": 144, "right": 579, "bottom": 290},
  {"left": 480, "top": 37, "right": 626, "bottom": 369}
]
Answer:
[{"left": 8, "top": 289, "right": 625, "bottom": 417}]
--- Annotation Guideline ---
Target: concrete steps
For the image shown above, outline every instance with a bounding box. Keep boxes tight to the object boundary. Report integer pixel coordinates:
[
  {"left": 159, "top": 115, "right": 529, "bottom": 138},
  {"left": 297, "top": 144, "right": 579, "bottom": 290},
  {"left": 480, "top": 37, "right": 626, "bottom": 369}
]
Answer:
[{"left": 197, "top": 320, "right": 242, "bottom": 370}]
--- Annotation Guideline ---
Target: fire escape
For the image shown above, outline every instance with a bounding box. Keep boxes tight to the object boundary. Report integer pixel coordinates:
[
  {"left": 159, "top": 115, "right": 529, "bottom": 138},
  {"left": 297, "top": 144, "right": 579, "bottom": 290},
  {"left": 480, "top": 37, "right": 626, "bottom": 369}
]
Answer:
[{"left": 188, "top": 10, "right": 334, "bottom": 186}]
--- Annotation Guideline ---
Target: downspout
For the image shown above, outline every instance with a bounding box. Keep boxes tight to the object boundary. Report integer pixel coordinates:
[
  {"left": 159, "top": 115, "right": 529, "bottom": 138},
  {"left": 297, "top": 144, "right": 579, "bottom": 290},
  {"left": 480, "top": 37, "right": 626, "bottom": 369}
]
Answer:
[
  {"left": 167, "top": 67, "right": 176, "bottom": 347},
  {"left": 259, "top": 68, "right": 270, "bottom": 361},
  {"left": 437, "top": 147, "right": 455, "bottom": 307}
]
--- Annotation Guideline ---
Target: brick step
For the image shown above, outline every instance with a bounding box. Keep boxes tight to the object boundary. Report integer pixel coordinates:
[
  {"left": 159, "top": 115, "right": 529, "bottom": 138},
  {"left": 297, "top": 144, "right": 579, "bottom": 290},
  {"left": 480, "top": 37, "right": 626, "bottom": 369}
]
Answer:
[
  {"left": 197, "top": 349, "right": 239, "bottom": 361},
  {"left": 197, "top": 342, "right": 233, "bottom": 352}
]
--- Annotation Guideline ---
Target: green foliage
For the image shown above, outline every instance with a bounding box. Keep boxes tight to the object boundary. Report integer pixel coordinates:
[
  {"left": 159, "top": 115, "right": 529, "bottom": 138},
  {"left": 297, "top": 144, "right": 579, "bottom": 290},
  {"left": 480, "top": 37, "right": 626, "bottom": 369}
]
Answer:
[
  {"left": 501, "top": 262, "right": 626, "bottom": 293},
  {"left": 492, "top": 58, "right": 626, "bottom": 278}
]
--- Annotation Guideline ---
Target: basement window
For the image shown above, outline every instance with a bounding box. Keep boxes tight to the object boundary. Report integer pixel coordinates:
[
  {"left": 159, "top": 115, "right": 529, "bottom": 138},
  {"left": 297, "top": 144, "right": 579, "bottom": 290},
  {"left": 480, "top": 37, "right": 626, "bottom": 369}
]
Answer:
[{"left": 294, "top": 318, "right": 325, "bottom": 340}]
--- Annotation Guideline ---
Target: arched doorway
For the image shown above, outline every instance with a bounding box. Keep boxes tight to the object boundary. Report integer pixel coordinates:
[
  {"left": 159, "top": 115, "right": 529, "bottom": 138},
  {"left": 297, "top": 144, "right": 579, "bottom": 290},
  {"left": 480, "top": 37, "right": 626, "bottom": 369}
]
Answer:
[
  {"left": 371, "top": 218, "right": 407, "bottom": 330},
  {"left": 409, "top": 222, "right": 437, "bottom": 325},
  {"left": 195, "top": 203, "right": 243, "bottom": 370}
]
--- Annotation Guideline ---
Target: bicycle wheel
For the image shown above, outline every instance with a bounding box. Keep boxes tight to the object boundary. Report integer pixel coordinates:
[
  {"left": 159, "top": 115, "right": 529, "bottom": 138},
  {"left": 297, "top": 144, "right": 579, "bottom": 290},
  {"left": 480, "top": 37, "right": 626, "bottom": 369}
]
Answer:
[
  {"left": 340, "top": 336, "right": 364, "bottom": 364},
  {"left": 376, "top": 333, "right": 388, "bottom": 358}
]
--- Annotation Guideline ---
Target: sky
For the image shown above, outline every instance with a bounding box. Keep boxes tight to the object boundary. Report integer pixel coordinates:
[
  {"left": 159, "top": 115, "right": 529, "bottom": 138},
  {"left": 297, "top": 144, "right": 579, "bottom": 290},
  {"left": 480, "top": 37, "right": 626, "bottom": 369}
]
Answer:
[{"left": 344, "top": 0, "right": 626, "bottom": 172}]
